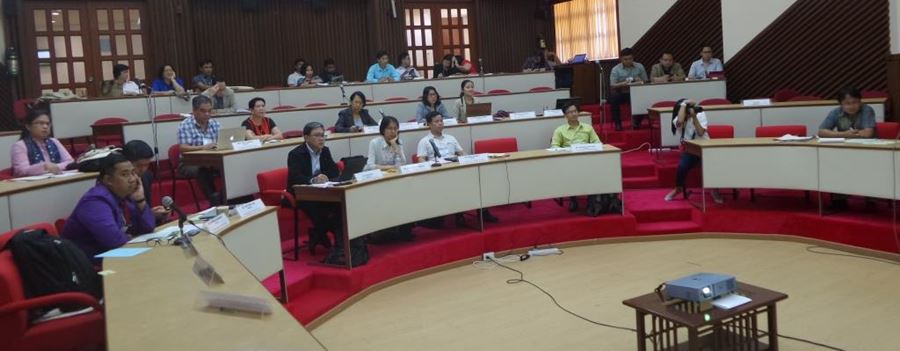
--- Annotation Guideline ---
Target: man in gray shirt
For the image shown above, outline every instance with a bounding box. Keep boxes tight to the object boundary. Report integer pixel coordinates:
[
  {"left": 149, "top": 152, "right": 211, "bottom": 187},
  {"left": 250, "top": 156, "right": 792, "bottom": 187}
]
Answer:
[
  {"left": 609, "top": 48, "right": 648, "bottom": 131},
  {"left": 817, "top": 87, "right": 876, "bottom": 139}
]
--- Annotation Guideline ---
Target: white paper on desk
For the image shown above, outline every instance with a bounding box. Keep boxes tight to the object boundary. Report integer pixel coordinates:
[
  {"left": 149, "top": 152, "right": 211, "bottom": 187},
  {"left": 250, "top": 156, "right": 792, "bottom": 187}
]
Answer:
[
  {"left": 399, "top": 122, "right": 421, "bottom": 131},
  {"left": 235, "top": 199, "right": 265, "bottom": 218},
  {"left": 742, "top": 98, "right": 772, "bottom": 107},
  {"left": 570, "top": 143, "right": 603, "bottom": 152},
  {"left": 400, "top": 162, "right": 431, "bottom": 174},
  {"left": 231, "top": 139, "right": 262, "bottom": 151},
  {"left": 775, "top": 134, "right": 814, "bottom": 142},
  {"left": 95, "top": 247, "right": 151, "bottom": 258},
  {"left": 458, "top": 153, "right": 490, "bottom": 165},
  {"left": 845, "top": 138, "right": 895, "bottom": 145},
  {"left": 817, "top": 137, "right": 845, "bottom": 143},
  {"left": 363, "top": 125, "right": 380, "bottom": 134},
  {"left": 128, "top": 224, "right": 201, "bottom": 244},
  {"left": 11, "top": 170, "right": 80, "bottom": 182},
  {"left": 205, "top": 213, "right": 231, "bottom": 234},
  {"left": 467, "top": 115, "right": 494, "bottom": 124},
  {"left": 712, "top": 293, "right": 752, "bottom": 309},
  {"left": 509, "top": 111, "right": 537, "bottom": 120},
  {"left": 354, "top": 169, "right": 384, "bottom": 183},
  {"left": 546, "top": 147, "right": 570, "bottom": 152},
  {"left": 543, "top": 109, "right": 564, "bottom": 117},
  {"left": 442, "top": 118, "right": 459, "bottom": 126}
]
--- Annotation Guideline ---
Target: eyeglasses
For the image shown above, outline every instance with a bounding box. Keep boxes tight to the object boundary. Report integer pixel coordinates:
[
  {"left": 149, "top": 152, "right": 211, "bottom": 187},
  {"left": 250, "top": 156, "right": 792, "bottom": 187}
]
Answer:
[
  {"left": 145, "top": 233, "right": 179, "bottom": 247},
  {"left": 308, "top": 133, "right": 325, "bottom": 138}
]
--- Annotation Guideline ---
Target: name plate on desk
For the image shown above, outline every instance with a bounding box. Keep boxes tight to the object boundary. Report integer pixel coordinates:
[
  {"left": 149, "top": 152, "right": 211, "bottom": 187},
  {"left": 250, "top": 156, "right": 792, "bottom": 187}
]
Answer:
[
  {"left": 543, "top": 109, "right": 564, "bottom": 117},
  {"left": 235, "top": 199, "right": 265, "bottom": 218},
  {"left": 458, "top": 153, "right": 490, "bottom": 165},
  {"left": 400, "top": 162, "right": 431, "bottom": 174},
  {"left": 467, "top": 115, "right": 494, "bottom": 124},
  {"left": 570, "top": 143, "right": 603, "bottom": 152},
  {"left": 231, "top": 139, "right": 262, "bottom": 151},
  {"left": 509, "top": 111, "right": 537, "bottom": 120},
  {"left": 205, "top": 213, "right": 231, "bottom": 234},
  {"left": 742, "top": 98, "right": 772, "bottom": 107},
  {"left": 353, "top": 169, "right": 384, "bottom": 183},
  {"left": 442, "top": 118, "right": 458, "bottom": 126},
  {"left": 363, "top": 125, "right": 380, "bottom": 134},
  {"left": 399, "top": 122, "right": 421, "bottom": 131}
]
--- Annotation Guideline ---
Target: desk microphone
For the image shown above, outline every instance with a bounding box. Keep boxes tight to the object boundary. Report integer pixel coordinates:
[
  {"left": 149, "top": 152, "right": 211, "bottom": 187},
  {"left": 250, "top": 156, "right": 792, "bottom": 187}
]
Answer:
[
  {"left": 162, "top": 196, "right": 188, "bottom": 224},
  {"left": 478, "top": 58, "right": 484, "bottom": 76},
  {"left": 428, "top": 139, "right": 442, "bottom": 167},
  {"left": 379, "top": 109, "right": 386, "bottom": 118},
  {"left": 339, "top": 82, "right": 348, "bottom": 105}
]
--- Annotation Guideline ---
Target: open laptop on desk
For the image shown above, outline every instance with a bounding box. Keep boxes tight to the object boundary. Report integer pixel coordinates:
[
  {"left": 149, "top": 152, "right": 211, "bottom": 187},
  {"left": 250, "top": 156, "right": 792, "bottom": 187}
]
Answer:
[
  {"left": 215, "top": 128, "right": 246, "bottom": 150},
  {"left": 465, "top": 102, "right": 492, "bottom": 118},
  {"left": 331, "top": 156, "right": 368, "bottom": 184},
  {"left": 569, "top": 53, "right": 587, "bottom": 64}
]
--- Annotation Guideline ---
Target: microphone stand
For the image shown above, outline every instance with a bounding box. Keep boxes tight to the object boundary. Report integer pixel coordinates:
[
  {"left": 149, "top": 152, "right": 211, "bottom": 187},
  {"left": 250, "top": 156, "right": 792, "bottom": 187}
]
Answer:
[
  {"left": 339, "top": 83, "right": 348, "bottom": 106},
  {"left": 142, "top": 83, "right": 163, "bottom": 200}
]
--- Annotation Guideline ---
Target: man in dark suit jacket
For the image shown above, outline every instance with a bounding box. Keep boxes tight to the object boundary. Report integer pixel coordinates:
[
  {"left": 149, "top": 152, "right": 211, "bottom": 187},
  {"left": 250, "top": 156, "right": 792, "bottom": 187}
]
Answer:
[
  {"left": 335, "top": 91, "right": 378, "bottom": 133},
  {"left": 287, "top": 122, "right": 342, "bottom": 253}
]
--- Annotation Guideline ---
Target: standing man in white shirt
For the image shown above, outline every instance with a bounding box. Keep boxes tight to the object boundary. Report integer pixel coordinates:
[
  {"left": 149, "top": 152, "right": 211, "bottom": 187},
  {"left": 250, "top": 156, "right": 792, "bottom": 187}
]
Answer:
[
  {"left": 416, "top": 111, "right": 464, "bottom": 161},
  {"left": 688, "top": 46, "right": 724, "bottom": 80}
]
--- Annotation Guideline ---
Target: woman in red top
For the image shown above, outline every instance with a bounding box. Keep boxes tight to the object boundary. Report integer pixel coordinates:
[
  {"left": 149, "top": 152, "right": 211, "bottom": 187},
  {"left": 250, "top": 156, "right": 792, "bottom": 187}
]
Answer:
[{"left": 242, "top": 97, "right": 284, "bottom": 142}]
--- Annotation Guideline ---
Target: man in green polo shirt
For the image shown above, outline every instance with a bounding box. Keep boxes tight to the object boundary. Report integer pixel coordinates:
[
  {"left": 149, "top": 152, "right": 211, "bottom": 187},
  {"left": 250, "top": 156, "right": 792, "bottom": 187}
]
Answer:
[{"left": 550, "top": 102, "right": 607, "bottom": 213}]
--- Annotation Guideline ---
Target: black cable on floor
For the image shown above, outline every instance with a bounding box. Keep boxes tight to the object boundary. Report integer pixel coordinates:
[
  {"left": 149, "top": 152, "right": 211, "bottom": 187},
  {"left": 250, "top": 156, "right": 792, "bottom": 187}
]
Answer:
[
  {"left": 487, "top": 257, "right": 636, "bottom": 332},
  {"left": 805, "top": 245, "right": 900, "bottom": 266}
]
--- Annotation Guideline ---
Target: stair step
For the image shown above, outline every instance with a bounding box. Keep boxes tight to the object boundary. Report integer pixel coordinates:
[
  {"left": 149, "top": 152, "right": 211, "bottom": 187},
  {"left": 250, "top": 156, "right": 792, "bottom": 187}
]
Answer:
[
  {"left": 286, "top": 288, "right": 353, "bottom": 324},
  {"left": 635, "top": 221, "right": 703, "bottom": 235},
  {"left": 623, "top": 176, "right": 662, "bottom": 189},
  {"left": 630, "top": 208, "right": 695, "bottom": 223},
  {"left": 622, "top": 164, "right": 656, "bottom": 177}
]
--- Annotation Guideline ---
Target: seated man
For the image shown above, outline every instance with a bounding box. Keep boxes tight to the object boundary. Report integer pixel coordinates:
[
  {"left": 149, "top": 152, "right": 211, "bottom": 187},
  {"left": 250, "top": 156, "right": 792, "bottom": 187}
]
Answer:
[
  {"left": 817, "top": 87, "right": 876, "bottom": 139},
  {"left": 609, "top": 48, "right": 648, "bottom": 131},
  {"left": 201, "top": 81, "right": 236, "bottom": 114},
  {"left": 287, "top": 122, "right": 340, "bottom": 255},
  {"left": 817, "top": 87, "right": 876, "bottom": 211},
  {"left": 366, "top": 50, "right": 400, "bottom": 83},
  {"left": 287, "top": 57, "right": 307, "bottom": 87},
  {"left": 61, "top": 153, "right": 155, "bottom": 259},
  {"left": 122, "top": 140, "right": 171, "bottom": 223},
  {"left": 192, "top": 59, "right": 218, "bottom": 92},
  {"left": 177, "top": 95, "right": 222, "bottom": 205},
  {"left": 550, "top": 102, "right": 601, "bottom": 212},
  {"left": 416, "top": 112, "right": 498, "bottom": 223},
  {"left": 650, "top": 52, "right": 686, "bottom": 83},
  {"left": 318, "top": 58, "right": 343, "bottom": 84},
  {"left": 688, "top": 46, "right": 724, "bottom": 80}
]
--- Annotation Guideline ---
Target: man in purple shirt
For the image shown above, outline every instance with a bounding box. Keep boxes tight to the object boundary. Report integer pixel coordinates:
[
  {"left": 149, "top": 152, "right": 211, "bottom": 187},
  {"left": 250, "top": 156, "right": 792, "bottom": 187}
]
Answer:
[{"left": 62, "top": 153, "right": 156, "bottom": 259}]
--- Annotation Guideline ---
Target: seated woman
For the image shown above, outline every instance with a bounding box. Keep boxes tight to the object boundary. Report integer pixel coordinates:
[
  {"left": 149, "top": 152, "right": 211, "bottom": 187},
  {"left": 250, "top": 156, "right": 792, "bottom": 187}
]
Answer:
[
  {"left": 150, "top": 64, "right": 187, "bottom": 95},
  {"left": 366, "top": 116, "right": 406, "bottom": 170},
  {"left": 433, "top": 54, "right": 462, "bottom": 78},
  {"left": 61, "top": 153, "right": 155, "bottom": 259},
  {"left": 298, "top": 63, "right": 324, "bottom": 87},
  {"left": 335, "top": 91, "right": 378, "bottom": 133},
  {"left": 396, "top": 53, "right": 419, "bottom": 80},
  {"left": 452, "top": 79, "right": 479, "bottom": 123},
  {"left": 415, "top": 86, "right": 451, "bottom": 124},
  {"left": 242, "top": 97, "right": 283, "bottom": 141},
  {"left": 664, "top": 99, "right": 723, "bottom": 203},
  {"left": 11, "top": 110, "right": 74, "bottom": 177},
  {"left": 286, "top": 122, "right": 341, "bottom": 254}
]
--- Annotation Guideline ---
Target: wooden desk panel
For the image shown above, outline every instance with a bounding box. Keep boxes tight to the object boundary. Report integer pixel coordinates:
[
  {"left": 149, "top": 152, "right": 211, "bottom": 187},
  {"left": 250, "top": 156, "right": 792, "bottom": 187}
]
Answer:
[
  {"left": 0, "top": 173, "right": 97, "bottom": 232},
  {"left": 818, "top": 147, "right": 895, "bottom": 199},
  {"left": 278, "top": 85, "right": 345, "bottom": 106},
  {"left": 104, "top": 211, "right": 322, "bottom": 351},
  {"left": 482, "top": 72, "right": 555, "bottom": 93},
  {"left": 632, "top": 79, "right": 726, "bottom": 118},
  {"left": 701, "top": 145, "right": 819, "bottom": 191},
  {"left": 52, "top": 96, "right": 174, "bottom": 139},
  {"left": 369, "top": 75, "right": 477, "bottom": 102}
]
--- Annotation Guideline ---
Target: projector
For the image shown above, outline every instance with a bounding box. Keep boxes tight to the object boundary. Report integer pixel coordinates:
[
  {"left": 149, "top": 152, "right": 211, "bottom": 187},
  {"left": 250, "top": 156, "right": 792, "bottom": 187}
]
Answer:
[{"left": 664, "top": 273, "right": 736, "bottom": 302}]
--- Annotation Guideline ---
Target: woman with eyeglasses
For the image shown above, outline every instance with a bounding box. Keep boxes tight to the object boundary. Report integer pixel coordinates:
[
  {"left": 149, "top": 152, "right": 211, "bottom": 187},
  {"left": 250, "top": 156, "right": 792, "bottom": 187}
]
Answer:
[
  {"left": 11, "top": 109, "right": 74, "bottom": 177},
  {"left": 366, "top": 116, "right": 406, "bottom": 170},
  {"left": 415, "top": 86, "right": 451, "bottom": 124},
  {"left": 335, "top": 91, "right": 378, "bottom": 133}
]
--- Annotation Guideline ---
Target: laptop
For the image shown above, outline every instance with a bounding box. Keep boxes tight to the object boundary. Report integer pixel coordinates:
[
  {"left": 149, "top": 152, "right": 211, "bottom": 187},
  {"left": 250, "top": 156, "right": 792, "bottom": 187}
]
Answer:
[
  {"left": 465, "top": 102, "right": 492, "bottom": 118},
  {"left": 555, "top": 97, "right": 582, "bottom": 110},
  {"left": 215, "top": 128, "right": 246, "bottom": 150},
  {"left": 333, "top": 156, "right": 368, "bottom": 183},
  {"left": 707, "top": 71, "right": 725, "bottom": 80},
  {"left": 330, "top": 75, "right": 345, "bottom": 85},
  {"left": 571, "top": 53, "right": 588, "bottom": 64}
]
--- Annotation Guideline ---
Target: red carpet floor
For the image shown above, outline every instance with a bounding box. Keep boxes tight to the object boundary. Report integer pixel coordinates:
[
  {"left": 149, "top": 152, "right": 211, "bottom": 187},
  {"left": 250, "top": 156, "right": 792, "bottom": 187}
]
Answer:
[{"left": 255, "top": 118, "right": 899, "bottom": 325}]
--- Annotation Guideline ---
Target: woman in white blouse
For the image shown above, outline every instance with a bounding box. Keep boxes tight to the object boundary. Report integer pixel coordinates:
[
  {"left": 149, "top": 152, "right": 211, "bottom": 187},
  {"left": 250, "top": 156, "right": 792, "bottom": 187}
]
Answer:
[
  {"left": 366, "top": 116, "right": 406, "bottom": 170},
  {"left": 452, "top": 79, "right": 479, "bottom": 123}
]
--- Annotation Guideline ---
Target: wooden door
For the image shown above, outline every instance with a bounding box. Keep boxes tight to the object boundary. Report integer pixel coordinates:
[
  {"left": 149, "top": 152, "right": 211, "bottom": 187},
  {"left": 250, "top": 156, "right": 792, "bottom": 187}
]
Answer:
[{"left": 403, "top": 2, "right": 478, "bottom": 78}]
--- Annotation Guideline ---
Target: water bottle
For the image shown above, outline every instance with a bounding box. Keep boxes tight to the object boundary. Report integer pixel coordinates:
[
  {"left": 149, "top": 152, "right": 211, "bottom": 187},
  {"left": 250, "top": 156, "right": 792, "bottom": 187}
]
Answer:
[{"left": 393, "top": 152, "right": 402, "bottom": 169}]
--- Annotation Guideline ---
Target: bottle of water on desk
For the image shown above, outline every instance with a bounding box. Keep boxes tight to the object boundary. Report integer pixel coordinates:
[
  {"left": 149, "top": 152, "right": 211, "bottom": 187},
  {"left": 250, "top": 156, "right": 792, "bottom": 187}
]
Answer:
[{"left": 393, "top": 152, "right": 403, "bottom": 170}]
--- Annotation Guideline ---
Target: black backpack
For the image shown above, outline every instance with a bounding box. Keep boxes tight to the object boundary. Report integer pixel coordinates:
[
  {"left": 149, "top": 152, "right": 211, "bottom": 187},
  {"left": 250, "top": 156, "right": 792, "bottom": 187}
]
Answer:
[
  {"left": 324, "top": 238, "right": 369, "bottom": 267},
  {"left": 6, "top": 229, "right": 103, "bottom": 318},
  {"left": 585, "top": 194, "right": 623, "bottom": 217}
]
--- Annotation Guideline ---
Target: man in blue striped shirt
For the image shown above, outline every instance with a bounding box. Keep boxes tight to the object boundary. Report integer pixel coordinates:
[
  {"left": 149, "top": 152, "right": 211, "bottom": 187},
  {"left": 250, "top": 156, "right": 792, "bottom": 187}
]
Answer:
[{"left": 177, "top": 95, "right": 222, "bottom": 205}]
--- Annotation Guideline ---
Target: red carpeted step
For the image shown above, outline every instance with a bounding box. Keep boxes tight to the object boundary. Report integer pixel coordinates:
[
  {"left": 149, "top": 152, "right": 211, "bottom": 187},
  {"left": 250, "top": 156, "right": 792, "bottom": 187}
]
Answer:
[
  {"left": 623, "top": 175, "right": 663, "bottom": 189},
  {"left": 286, "top": 288, "right": 354, "bottom": 325},
  {"left": 635, "top": 221, "right": 703, "bottom": 234},
  {"left": 622, "top": 164, "right": 656, "bottom": 178}
]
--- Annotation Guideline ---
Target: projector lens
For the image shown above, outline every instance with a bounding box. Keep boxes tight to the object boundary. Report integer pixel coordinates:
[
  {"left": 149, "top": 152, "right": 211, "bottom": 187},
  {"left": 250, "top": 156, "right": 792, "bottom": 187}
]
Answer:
[{"left": 702, "top": 287, "right": 712, "bottom": 296}]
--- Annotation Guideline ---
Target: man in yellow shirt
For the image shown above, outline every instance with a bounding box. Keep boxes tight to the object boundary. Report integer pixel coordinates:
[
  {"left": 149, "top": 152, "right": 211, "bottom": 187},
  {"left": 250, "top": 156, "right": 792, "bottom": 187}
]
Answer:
[{"left": 551, "top": 102, "right": 600, "bottom": 148}]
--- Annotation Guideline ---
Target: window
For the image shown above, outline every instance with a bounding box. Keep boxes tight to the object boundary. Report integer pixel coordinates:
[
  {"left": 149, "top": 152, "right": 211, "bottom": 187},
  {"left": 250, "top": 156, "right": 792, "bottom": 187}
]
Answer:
[
  {"left": 554, "top": 0, "right": 619, "bottom": 61},
  {"left": 404, "top": 4, "right": 477, "bottom": 78},
  {"left": 21, "top": 1, "right": 147, "bottom": 98}
]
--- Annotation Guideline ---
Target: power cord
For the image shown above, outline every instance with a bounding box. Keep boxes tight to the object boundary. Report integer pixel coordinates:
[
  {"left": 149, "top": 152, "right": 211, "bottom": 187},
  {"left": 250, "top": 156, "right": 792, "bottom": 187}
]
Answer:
[
  {"left": 805, "top": 245, "right": 900, "bottom": 266},
  {"left": 622, "top": 142, "right": 651, "bottom": 154},
  {"left": 486, "top": 257, "right": 636, "bottom": 332}
]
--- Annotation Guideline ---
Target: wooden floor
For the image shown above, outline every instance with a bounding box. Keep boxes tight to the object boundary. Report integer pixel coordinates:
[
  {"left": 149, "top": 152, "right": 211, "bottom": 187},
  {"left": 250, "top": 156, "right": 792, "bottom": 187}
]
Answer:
[{"left": 312, "top": 235, "right": 900, "bottom": 350}]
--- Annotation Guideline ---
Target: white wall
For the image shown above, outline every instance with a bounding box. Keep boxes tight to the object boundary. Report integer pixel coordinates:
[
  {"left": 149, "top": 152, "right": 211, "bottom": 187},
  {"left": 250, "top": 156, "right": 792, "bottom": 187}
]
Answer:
[
  {"left": 892, "top": 0, "right": 900, "bottom": 54},
  {"left": 721, "top": 0, "right": 797, "bottom": 62},
  {"left": 618, "top": 0, "right": 677, "bottom": 49}
]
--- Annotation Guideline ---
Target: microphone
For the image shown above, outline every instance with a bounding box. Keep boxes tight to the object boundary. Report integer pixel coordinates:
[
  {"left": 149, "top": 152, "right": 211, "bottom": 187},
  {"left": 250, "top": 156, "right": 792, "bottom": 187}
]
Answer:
[
  {"left": 339, "top": 82, "right": 347, "bottom": 105},
  {"left": 162, "top": 196, "right": 187, "bottom": 224},
  {"left": 379, "top": 109, "right": 386, "bottom": 118},
  {"left": 478, "top": 58, "right": 484, "bottom": 75},
  {"left": 428, "top": 139, "right": 442, "bottom": 167}
]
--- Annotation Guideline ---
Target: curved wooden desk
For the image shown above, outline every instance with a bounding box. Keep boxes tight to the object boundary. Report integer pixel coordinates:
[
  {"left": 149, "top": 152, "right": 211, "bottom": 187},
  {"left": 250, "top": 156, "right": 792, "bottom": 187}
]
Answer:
[
  {"left": 103, "top": 207, "right": 320, "bottom": 350},
  {"left": 0, "top": 172, "right": 96, "bottom": 232},
  {"left": 180, "top": 113, "right": 592, "bottom": 200},
  {"left": 685, "top": 138, "right": 900, "bottom": 211},
  {"left": 292, "top": 148, "right": 623, "bottom": 268}
]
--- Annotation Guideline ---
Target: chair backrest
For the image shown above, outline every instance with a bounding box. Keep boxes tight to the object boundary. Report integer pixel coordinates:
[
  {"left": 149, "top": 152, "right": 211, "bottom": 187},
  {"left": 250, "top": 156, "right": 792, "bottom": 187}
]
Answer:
[
  {"left": 412, "top": 154, "right": 419, "bottom": 163},
  {"left": 756, "top": 125, "right": 806, "bottom": 138},
  {"left": 473, "top": 91, "right": 485, "bottom": 96},
  {"left": 0, "top": 223, "right": 58, "bottom": 249},
  {"left": 529, "top": 86, "right": 553, "bottom": 93},
  {"left": 861, "top": 90, "right": 888, "bottom": 99},
  {"left": 154, "top": 113, "right": 183, "bottom": 122},
  {"left": 699, "top": 98, "right": 731, "bottom": 106},
  {"left": 772, "top": 89, "right": 800, "bottom": 102},
  {"left": 787, "top": 95, "right": 822, "bottom": 102},
  {"left": 706, "top": 125, "right": 734, "bottom": 139},
  {"left": 255, "top": 168, "right": 288, "bottom": 205},
  {"left": 93, "top": 117, "right": 128, "bottom": 126},
  {"left": 0, "top": 168, "right": 12, "bottom": 181},
  {"left": 305, "top": 102, "right": 328, "bottom": 108},
  {"left": 282, "top": 130, "right": 303, "bottom": 139},
  {"left": 474, "top": 138, "right": 519, "bottom": 153},
  {"left": 13, "top": 99, "right": 32, "bottom": 122},
  {"left": 876, "top": 122, "right": 899, "bottom": 139},
  {"left": 384, "top": 97, "right": 409, "bottom": 102},
  {"left": 167, "top": 144, "right": 182, "bottom": 167},
  {"left": 651, "top": 100, "right": 678, "bottom": 108},
  {"left": 487, "top": 89, "right": 510, "bottom": 95},
  {"left": 407, "top": 118, "right": 417, "bottom": 123},
  {"left": 0, "top": 249, "right": 28, "bottom": 339},
  {"left": 272, "top": 105, "right": 297, "bottom": 111}
]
